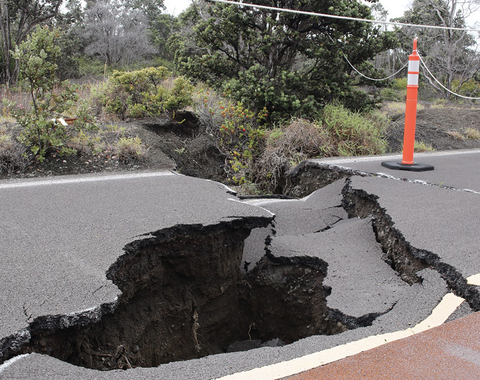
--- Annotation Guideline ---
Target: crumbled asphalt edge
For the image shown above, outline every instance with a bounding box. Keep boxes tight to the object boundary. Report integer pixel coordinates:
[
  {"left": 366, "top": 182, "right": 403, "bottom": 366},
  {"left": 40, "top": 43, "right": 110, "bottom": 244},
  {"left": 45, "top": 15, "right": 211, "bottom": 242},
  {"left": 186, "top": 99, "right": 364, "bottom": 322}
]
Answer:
[
  {"left": 328, "top": 303, "right": 396, "bottom": 330},
  {"left": 341, "top": 178, "right": 480, "bottom": 311},
  {"left": 0, "top": 300, "right": 119, "bottom": 364},
  {"left": 0, "top": 330, "right": 31, "bottom": 365},
  {"left": 284, "top": 160, "right": 480, "bottom": 198},
  {"left": 0, "top": 216, "right": 273, "bottom": 366},
  {"left": 109, "top": 217, "right": 273, "bottom": 296},
  {"left": 263, "top": 198, "right": 392, "bottom": 330},
  {"left": 282, "top": 161, "right": 373, "bottom": 198}
]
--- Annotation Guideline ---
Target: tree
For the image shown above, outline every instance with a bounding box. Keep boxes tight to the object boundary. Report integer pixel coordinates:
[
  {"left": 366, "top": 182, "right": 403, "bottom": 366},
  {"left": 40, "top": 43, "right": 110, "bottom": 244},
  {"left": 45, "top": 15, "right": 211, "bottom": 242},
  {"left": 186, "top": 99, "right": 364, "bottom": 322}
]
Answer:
[
  {"left": 175, "top": 0, "right": 397, "bottom": 120},
  {"left": 123, "top": 0, "right": 165, "bottom": 24},
  {"left": 82, "top": 0, "right": 156, "bottom": 67},
  {"left": 13, "top": 25, "right": 79, "bottom": 160},
  {"left": 54, "top": 0, "right": 88, "bottom": 80},
  {"left": 0, "top": 0, "right": 63, "bottom": 85},
  {"left": 394, "top": 0, "right": 480, "bottom": 99},
  {"left": 150, "top": 13, "right": 180, "bottom": 64}
]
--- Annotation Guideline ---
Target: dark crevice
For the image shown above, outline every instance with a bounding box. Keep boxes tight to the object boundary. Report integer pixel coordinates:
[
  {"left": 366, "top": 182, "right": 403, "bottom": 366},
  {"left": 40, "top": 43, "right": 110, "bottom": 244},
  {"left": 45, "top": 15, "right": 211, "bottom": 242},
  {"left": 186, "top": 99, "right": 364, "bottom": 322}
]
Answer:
[
  {"left": 342, "top": 179, "right": 427, "bottom": 285},
  {"left": 328, "top": 303, "right": 396, "bottom": 330},
  {"left": 315, "top": 216, "right": 344, "bottom": 233},
  {"left": 341, "top": 178, "right": 480, "bottom": 311}
]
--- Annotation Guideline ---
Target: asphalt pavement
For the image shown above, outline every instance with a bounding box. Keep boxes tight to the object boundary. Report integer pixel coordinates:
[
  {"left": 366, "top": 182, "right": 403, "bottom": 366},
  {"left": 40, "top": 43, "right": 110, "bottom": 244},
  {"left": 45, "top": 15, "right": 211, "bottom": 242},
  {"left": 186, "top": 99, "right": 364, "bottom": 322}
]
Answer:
[{"left": 1, "top": 149, "right": 480, "bottom": 379}]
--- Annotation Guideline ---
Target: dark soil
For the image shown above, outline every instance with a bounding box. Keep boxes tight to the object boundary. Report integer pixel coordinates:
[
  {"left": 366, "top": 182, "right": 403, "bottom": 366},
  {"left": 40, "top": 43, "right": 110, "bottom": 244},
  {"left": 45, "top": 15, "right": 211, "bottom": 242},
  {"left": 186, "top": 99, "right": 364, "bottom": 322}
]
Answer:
[
  {"left": 2, "top": 105, "right": 480, "bottom": 183},
  {"left": 386, "top": 104, "right": 480, "bottom": 153},
  {"left": 0, "top": 111, "right": 226, "bottom": 183}
]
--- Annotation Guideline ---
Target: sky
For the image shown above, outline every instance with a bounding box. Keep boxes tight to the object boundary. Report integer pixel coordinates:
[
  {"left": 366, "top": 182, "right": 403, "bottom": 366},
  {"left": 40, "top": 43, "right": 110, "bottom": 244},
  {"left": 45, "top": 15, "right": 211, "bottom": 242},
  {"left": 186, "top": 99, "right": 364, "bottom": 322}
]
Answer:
[{"left": 163, "top": 0, "right": 414, "bottom": 19}]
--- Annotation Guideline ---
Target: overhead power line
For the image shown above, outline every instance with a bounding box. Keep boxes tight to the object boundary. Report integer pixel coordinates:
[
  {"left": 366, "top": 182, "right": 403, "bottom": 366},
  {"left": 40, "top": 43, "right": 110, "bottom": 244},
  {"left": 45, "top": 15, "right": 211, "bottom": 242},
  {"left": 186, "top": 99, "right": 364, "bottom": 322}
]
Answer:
[
  {"left": 418, "top": 55, "right": 480, "bottom": 100},
  {"left": 208, "top": 0, "right": 480, "bottom": 32}
]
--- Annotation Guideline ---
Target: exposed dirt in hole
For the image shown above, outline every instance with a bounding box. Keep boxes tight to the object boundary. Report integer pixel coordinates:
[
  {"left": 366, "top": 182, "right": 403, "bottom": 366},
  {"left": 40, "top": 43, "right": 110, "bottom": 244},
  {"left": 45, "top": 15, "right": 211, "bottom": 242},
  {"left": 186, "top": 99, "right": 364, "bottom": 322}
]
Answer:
[
  {"left": 238, "top": 255, "right": 346, "bottom": 345},
  {"left": 9, "top": 180, "right": 428, "bottom": 372},
  {"left": 20, "top": 219, "right": 362, "bottom": 370},
  {"left": 25, "top": 222, "right": 257, "bottom": 369}
]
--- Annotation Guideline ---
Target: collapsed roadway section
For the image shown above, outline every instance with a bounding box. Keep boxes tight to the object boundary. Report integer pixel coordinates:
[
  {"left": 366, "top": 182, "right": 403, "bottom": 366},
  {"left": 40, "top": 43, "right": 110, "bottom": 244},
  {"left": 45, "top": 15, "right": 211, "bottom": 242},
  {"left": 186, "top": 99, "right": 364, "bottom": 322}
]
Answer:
[{"left": 1, "top": 150, "right": 480, "bottom": 379}]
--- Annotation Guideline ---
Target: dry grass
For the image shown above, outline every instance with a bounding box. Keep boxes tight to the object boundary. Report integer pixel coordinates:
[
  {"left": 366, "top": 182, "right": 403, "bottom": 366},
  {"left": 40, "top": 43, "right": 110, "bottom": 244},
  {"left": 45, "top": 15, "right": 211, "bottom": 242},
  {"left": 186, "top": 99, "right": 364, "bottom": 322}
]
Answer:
[
  {"left": 0, "top": 127, "right": 28, "bottom": 174},
  {"left": 464, "top": 128, "right": 480, "bottom": 140},
  {"left": 0, "top": 86, "right": 31, "bottom": 116},
  {"left": 381, "top": 101, "right": 425, "bottom": 118},
  {"left": 115, "top": 136, "right": 147, "bottom": 163},
  {"left": 446, "top": 130, "right": 466, "bottom": 140},
  {"left": 253, "top": 119, "right": 332, "bottom": 193},
  {"left": 414, "top": 141, "right": 435, "bottom": 152}
]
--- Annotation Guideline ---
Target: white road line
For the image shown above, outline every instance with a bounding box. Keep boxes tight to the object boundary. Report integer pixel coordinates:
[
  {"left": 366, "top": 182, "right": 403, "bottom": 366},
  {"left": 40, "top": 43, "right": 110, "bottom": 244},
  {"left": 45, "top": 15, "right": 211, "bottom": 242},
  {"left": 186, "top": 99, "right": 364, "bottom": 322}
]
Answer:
[
  {"left": 216, "top": 273, "right": 479, "bottom": 380},
  {"left": 0, "top": 171, "right": 175, "bottom": 190},
  {"left": 468, "top": 274, "right": 480, "bottom": 286},
  {"left": 310, "top": 148, "right": 480, "bottom": 165}
]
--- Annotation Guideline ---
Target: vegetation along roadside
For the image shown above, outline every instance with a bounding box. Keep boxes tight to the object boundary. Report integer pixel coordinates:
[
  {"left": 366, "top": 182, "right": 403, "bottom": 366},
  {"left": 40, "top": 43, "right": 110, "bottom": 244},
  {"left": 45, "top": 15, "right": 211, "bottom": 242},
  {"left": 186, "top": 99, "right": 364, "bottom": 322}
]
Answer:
[{"left": 1, "top": 0, "right": 480, "bottom": 195}]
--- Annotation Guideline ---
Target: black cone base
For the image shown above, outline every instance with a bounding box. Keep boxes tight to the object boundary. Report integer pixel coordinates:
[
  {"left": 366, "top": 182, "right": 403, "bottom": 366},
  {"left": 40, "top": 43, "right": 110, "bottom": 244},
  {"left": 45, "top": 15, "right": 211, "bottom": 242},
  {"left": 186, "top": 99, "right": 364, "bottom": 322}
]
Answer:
[{"left": 381, "top": 161, "right": 434, "bottom": 172}]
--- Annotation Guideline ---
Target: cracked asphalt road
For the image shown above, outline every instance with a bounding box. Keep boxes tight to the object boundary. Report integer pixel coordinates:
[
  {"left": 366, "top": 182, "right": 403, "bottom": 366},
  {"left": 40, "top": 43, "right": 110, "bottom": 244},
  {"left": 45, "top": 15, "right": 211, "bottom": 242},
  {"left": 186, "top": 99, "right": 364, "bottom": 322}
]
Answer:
[{"left": 2, "top": 149, "right": 480, "bottom": 379}]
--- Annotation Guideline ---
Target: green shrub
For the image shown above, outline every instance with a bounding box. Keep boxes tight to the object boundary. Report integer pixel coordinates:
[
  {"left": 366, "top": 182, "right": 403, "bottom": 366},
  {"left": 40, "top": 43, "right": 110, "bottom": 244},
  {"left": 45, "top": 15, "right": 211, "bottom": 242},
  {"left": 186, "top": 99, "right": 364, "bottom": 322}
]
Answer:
[
  {"left": 322, "top": 104, "right": 388, "bottom": 156},
  {"left": 192, "top": 87, "right": 267, "bottom": 185},
  {"left": 94, "top": 67, "right": 194, "bottom": 119},
  {"left": 380, "top": 87, "right": 404, "bottom": 102},
  {"left": 394, "top": 78, "right": 408, "bottom": 90},
  {"left": 218, "top": 102, "right": 266, "bottom": 184},
  {"left": 164, "top": 77, "right": 194, "bottom": 112},
  {"left": 456, "top": 79, "right": 480, "bottom": 97},
  {"left": 115, "top": 136, "right": 147, "bottom": 163},
  {"left": 68, "top": 131, "right": 102, "bottom": 155}
]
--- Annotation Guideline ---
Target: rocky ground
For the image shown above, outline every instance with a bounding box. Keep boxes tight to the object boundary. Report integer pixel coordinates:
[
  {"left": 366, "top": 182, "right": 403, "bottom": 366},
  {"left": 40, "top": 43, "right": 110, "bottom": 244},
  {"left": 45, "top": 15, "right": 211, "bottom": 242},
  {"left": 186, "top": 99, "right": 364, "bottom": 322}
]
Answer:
[
  {"left": 2, "top": 104, "right": 480, "bottom": 187},
  {"left": 386, "top": 103, "right": 480, "bottom": 153}
]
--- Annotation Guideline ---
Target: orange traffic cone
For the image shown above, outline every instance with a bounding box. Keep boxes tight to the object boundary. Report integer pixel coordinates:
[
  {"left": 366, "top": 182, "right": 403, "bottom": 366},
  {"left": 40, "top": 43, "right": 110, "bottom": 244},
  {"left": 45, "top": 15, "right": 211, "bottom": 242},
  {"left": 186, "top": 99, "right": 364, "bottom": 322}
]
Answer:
[{"left": 382, "top": 39, "right": 434, "bottom": 172}]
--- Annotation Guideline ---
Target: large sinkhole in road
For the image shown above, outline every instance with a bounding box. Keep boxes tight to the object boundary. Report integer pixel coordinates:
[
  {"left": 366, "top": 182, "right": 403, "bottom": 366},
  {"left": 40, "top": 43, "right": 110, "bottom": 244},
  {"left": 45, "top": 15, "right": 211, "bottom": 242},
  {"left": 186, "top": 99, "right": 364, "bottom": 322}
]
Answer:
[
  {"left": 26, "top": 220, "right": 365, "bottom": 371},
  {"left": 22, "top": 179, "right": 447, "bottom": 372}
]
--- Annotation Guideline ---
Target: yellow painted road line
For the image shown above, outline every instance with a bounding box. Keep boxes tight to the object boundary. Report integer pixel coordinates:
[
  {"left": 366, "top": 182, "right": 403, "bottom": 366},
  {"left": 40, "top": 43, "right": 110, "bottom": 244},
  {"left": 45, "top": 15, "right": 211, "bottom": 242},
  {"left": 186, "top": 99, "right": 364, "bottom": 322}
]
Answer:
[{"left": 216, "top": 274, "right": 479, "bottom": 380}]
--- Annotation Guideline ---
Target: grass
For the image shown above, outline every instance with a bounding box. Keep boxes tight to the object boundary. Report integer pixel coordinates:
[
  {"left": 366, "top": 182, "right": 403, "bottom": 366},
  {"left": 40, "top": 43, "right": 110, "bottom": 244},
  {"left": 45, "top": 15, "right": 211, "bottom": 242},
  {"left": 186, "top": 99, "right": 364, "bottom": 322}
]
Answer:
[
  {"left": 381, "top": 101, "right": 425, "bottom": 118},
  {"left": 0, "top": 78, "right": 152, "bottom": 176},
  {"left": 252, "top": 105, "right": 389, "bottom": 193},
  {"left": 115, "top": 137, "right": 147, "bottom": 163},
  {"left": 414, "top": 141, "right": 435, "bottom": 152},
  {"left": 464, "top": 128, "right": 480, "bottom": 140},
  {"left": 446, "top": 131, "right": 466, "bottom": 140},
  {"left": 0, "top": 126, "right": 28, "bottom": 174}
]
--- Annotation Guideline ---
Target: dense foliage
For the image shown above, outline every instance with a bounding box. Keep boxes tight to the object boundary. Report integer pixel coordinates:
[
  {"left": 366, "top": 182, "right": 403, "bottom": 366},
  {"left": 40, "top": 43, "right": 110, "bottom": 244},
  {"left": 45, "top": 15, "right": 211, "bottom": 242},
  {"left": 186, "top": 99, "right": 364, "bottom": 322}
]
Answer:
[
  {"left": 174, "top": 0, "right": 397, "bottom": 120},
  {"left": 0, "top": 0, "right": 63, "bottom": 85},
  {"left": 92, "top": 67, "right": 194, "bottom": 119}
]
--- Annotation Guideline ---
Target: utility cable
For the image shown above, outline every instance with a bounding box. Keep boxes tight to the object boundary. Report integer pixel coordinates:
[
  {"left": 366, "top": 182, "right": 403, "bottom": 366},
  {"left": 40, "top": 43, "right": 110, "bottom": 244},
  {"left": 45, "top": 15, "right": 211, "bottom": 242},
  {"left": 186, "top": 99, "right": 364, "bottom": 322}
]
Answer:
[
  {"left": 207, "top": 0, "right": 480, "bottom": 99},
  {"left": 418, "top": 54, "right": 480, "bottom": 100},
  {"left": 343, "top": 55, "right": 408, "bottom": 81},
  {"left": 208, "top": 0, "right": 480, "bottom": 32}
]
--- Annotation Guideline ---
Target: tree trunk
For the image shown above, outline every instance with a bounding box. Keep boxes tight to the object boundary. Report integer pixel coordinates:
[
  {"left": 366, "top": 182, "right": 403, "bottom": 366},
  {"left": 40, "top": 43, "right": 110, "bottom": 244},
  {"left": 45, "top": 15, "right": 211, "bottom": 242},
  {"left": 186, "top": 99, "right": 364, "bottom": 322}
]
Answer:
[{"left": 0, "top": 0, "right": 13, "bottom": 85}]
